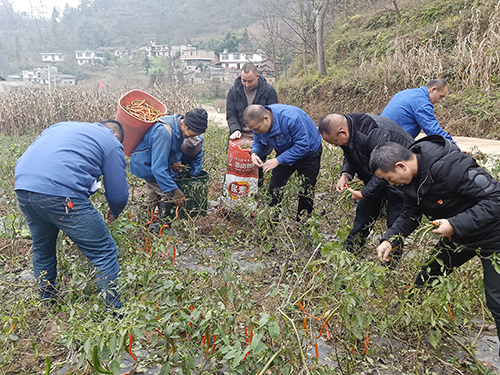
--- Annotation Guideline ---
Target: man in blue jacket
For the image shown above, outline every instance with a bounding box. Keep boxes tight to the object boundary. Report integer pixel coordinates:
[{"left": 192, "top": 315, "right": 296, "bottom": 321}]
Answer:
[
  {"left": 129, "top": 108, "right": 208, "bottom": 216},
  {"left": 381, "top": 79, "right": 454, "bottom": 142},
  {"left": 15, "top": 120, "right": 129, "bottom": 309},
  {"left": 245, "top": 104, "right": 322, "bottom": 220}
]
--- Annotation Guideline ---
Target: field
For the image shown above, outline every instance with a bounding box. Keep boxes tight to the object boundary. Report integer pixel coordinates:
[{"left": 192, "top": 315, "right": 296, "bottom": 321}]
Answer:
[{"left": 0, "top": 86, "right": 499, "bottom": 375}]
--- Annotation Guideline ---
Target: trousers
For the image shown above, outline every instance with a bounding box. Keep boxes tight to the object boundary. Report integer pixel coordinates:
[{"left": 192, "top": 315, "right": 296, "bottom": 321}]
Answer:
[
  {"left": 268, "top": 145, "right": 322, "bottom": 220},
  {"left": 16, "top": 190, "right": 122, "bottom": 308},
  {"left": 345, "top": 187, "right": 405, "bottom": 267},
  {"left": 416, "top": 239, "right": 500, "bottom": 343}
]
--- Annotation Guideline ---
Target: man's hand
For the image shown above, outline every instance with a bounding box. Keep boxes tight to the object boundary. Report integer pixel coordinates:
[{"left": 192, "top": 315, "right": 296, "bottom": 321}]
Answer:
[
  {"left": 172, "top": 188, "right": 186, "bottom": 207},
  {"left": 336, "top": 175, "right": 349, "bottom": 191},
  {"left": 377, "top": 240, "right": 393, "bottom": 263},
  {"left": 230, "top": 130, "right": 242, "bottom": 140},
  {"left": 348, "top": 188, "right": 363, "bottom": 201},
  {"left": 431, "top": 219, "right": 455, "bottom": 238},
  {"left": 262, "top": 158, "right": 279, "bottom": 173},
  {"left": 251, "top": 153, "right": 264, "bottom": 168},
  {"left": 106, "top": 208, "right": 116, "bottom": 224}
]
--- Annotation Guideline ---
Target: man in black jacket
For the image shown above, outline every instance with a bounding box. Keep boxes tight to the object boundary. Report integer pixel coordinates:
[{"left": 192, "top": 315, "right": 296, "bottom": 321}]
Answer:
[
  {"left": 370, "top": 136, "right": 500, "bottom": 345},
  {"left": 318, "top": 113, "right": 415, "bottom": 266},
  {"left": 227, "top": 62, "right": 278, "bottom": 141},
  {"left": 226, "top": 63, "right": 278, "bottom": 186}
]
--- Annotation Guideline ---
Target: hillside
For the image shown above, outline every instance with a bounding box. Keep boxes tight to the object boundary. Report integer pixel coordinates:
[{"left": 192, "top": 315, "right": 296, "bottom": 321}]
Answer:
[
  {"left": 0, "top": 0, "right": 250, "bottom": 74},
  {"left": 276, "top": 0, "right": 500, "bottom": 139}
]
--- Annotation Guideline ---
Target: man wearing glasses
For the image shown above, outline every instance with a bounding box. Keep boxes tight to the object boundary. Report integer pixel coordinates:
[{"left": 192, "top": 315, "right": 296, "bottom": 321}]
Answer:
[{"left": 318, "top": 113, "right": 414, "bottom": 268}]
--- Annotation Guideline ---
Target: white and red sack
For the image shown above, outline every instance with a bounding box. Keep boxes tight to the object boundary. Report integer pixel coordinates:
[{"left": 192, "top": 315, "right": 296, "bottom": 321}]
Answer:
[{"left": 222, "top": 139, "right": 258, "bottom": 207}]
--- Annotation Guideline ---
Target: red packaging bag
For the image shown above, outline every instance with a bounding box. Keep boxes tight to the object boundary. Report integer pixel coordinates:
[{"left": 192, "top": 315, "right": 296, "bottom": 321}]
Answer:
[{"left": 222, "top": 139, "right": 258, "bottom": 206}]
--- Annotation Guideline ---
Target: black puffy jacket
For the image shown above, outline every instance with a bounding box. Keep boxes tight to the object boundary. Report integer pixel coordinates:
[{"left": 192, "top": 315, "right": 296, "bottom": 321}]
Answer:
[
  {"left": 383, "top": 135, "right": 500, "bottom": 248},
  {"left": 341, "top": 113, "right": 415, "bottom": 199},
  {"left": 226, "top": 75, "right": 278, "bottom": 135}
]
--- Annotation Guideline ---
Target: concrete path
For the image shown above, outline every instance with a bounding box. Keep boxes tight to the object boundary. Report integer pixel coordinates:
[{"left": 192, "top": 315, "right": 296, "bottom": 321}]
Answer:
[{"left": 455, "top": 136, "right": 500, "bottom": 155}]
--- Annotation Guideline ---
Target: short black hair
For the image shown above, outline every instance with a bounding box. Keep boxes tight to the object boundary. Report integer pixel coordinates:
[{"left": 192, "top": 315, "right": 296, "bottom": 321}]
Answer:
[
  {"left": 426, "top": 78, "right": 447, "bottom": 90},
  {"left": 318, "top": 115, "right": 333, "bottom": 135},
  {"left": 369, "top": 142, "right": 414, "bottom": 173},
  {"left": 241, "top": 62, "right": 258, "bottom": 75},
  {"left": 100, "top": 119, "right": 125, "bottom": 143}
]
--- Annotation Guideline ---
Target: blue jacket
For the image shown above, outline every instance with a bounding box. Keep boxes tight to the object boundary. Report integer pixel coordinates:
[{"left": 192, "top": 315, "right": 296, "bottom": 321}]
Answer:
[
  {"left": 15, "top": 122, "right": 129, "bottom": 218},
  {"left": 181, "top": 136, "right": 203, "bottom": 177},
  {"left": 251, "top": 104, "right": 321, "bottom": 166},
  {"left": 129, "top": 115, "right": 184, "bottom": 193},
  {"left": 381, "top": 86, "right": 454, "bottom": 142}
]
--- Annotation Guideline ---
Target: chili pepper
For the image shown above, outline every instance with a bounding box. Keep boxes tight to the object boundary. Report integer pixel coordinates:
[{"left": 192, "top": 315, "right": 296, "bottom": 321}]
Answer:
[
  {"left": 446, "top": 303, "right": 455, "bottom": 323},
  {"left": 124, "top": 100, "right": 164, "bottom": 122},
  {"left": 144, "top": 210, "right": 154, "bottom": 226},
  {"left": 92, "top": 346, "right": 112, "bottom": 374},
  {"left": 303, "top": 317, "right": 310, "bottom": 339},
  {"left": 362, "top": 334, "right": 369, "bottom": 355},
  {"left": 201, "top": 329, "right": 208, "bottom": 348},
  {"left": 314, "top": 341, "right": 319, "bottom": 359},
  {"left": 128, "top": 333, "right": 137, "bottom": 364},
  {"left": 244, "top": 326, "right": 249, "bottom": 344}
]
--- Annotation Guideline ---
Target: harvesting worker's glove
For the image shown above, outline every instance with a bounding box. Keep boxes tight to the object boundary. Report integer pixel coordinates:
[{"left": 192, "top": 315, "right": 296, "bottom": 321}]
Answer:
[{"left": 172, "top": 188, "right": 186, "bottom": 207}]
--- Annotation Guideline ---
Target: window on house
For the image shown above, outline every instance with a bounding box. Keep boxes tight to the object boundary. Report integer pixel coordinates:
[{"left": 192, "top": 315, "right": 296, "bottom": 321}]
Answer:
[
  {"left": 233, "top": 54, "right": 240, "bottom": 60},
  {"left": 246, "top": 54, "right": 253, "bottom": 60},
  {"left": 221, "top": 54, "right": 229, "bottom": 60}
]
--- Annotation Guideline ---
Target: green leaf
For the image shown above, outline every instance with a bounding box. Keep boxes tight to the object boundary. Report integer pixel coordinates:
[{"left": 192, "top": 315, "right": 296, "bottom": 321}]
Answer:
[
  {"left": 110, "top": 358, "right": 120, "bottom": 375},
  {"left": 429, "top": 332, "right": 438, "bottom": 349},
  {"left": 268, "top": 322, "right": 280, "bottom": 339},
  {"left": 109, "top": 334, "right": 117, "bottom": 354},
  {"left": 259, "top": 313, "right": 270, "bottom": 327},
  {"left": 132, "top": 326, "right": 145, "bottom": 340},
  {"left": 161, "top": 363, "right": 171, "bottom": 375},
  {"left": 9, "top": 334, "right": 18, "bottom": 341}
]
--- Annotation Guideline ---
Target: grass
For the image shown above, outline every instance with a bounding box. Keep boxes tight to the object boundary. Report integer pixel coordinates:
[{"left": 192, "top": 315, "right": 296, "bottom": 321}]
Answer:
[{"left": 0, "top": 114, "right": 499, "bottom": 374}]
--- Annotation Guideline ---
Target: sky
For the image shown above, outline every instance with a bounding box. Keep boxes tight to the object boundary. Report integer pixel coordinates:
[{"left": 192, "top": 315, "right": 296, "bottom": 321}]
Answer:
[{"left": 11, "top": 0, "right": 80, "bottom": 16}]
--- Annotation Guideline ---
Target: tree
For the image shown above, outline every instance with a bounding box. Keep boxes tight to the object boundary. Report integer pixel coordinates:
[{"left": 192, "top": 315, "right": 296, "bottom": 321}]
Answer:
[{"left": 316, "top": 0, "right": 330, "bottom": 76}]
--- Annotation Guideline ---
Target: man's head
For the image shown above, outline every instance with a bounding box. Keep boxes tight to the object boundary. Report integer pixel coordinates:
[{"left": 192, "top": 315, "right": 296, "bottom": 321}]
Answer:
[
  {"left": 243, "top": 104, "right": 272, "bottom": 134},
  {"left": 240, "top": 62, "right": 259, "bottom": 91},
  {"left": 426, "top": 78, "right": 448, "bottom": 105},
  {"left": 180, "top": 108, "right": 208, "bottom": 138},
  {"left": 369, "top": 142, "right": 418, "bottom": 186},
  {"left": 317, "top": 114, "right": 350, "bottom": 146},
  {"left": 181, "top": 136, "right": 202, "bottom": 157},
  {"left": 101, "top": 119, "right": 125, "bottom": 143}
]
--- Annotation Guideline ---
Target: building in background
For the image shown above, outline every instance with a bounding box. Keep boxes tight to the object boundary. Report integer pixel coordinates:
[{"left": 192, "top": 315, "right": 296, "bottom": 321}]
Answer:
[
  {"left": 75, "top": 50, "right": 104, "bottom": 65},
  {"left": 180, "top": 49, "right": 218, "bottom": 71},
  {"left": 219, "top": 51, "right": 263, "bottom": 69},
  {"left": 41, "top": 53, "right": 64, "bottom": 63}
]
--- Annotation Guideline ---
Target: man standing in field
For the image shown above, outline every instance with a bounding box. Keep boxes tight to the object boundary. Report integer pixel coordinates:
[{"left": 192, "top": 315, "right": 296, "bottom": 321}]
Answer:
[
  {"left": 129, "top": 108, "right": 208, "bottom": 217},
  {"left": 227, "top": 63, "right": 278, "bottom": 185},
  {"left": 381, "top": 78, "right": 454, "bottom": 142},
  {"left": 245, "top": 104, "right": 322, "bottom": 221},
  {"left": 370, "top": 137, "right": 500, "bottom": 348},
  {"left": 318, "top": 113, "right": 414, "bottom": 267},
  {"left": 15, "top": 120, "right": 129, "bottom": 309}
]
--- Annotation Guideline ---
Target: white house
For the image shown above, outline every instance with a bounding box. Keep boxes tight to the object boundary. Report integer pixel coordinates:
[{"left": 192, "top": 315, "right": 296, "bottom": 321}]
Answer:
[
  {"left": 75, "top": 50, "right": 104, "bottom": 65},
  {"left": 219, "top": 51, "right": 263, "bottom": 69},
  {"left": 41, "top": 53, "right": 64, "bottom": 62},
  {"left": 144, "top": 41, "right": 169, "bottom": 58}
]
